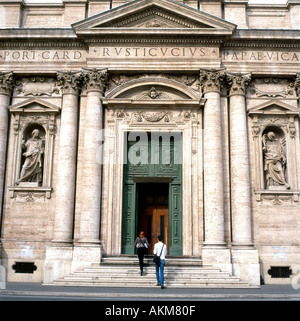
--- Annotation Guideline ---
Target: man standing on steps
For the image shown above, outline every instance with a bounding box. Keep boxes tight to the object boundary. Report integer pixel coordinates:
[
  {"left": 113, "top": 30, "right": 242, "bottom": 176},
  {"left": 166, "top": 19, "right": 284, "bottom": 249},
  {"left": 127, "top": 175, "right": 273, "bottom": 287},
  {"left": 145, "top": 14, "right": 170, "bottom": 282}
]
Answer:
[{"left": 153, "top": 235, "right": 167, "bottom": 289}]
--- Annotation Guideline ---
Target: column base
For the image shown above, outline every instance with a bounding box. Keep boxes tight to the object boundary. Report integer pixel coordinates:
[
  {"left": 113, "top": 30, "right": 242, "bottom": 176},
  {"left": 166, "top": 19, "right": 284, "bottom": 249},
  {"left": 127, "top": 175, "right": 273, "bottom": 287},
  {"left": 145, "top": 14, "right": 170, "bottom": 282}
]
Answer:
[
  {"left": 43, "top": 246, "right": 73, "bottom": 284},
  {"left": 202, "top": 246, "right": 232, "bottom": 274},
  {"left": 231, "top": 247, "right": 260, "bottom": 286},
  {"left": 71, "top": 244, "right": 101, "bottom": 272}
]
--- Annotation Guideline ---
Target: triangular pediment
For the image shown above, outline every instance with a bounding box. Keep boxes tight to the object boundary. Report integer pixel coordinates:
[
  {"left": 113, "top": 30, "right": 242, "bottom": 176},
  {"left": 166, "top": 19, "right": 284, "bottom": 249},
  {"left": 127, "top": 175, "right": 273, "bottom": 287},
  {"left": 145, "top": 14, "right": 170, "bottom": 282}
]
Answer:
[
  {"left": 248, "top": 100, "right": 300, "bottom": 115},
  {"left": 72, "top": 0, "right": 236, "bottom": 35},
  {"left": 9, "top": 98, "right": 60, "bottom": 114}
]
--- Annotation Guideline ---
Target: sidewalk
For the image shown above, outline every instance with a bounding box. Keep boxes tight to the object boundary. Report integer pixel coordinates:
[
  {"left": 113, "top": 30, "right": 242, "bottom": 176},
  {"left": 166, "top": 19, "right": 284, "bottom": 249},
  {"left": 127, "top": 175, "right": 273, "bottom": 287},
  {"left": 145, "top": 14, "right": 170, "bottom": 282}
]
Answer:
[{"left": 1, "top": 282, "right": 300, "bottom": 300}]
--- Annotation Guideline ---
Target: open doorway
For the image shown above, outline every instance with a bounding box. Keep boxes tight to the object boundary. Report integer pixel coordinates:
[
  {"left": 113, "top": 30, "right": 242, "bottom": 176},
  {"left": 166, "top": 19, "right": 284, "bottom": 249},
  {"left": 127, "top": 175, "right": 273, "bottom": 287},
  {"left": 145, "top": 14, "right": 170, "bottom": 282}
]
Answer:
[{"left": 137, "top": 183, "right": 169, "bottom": 254}]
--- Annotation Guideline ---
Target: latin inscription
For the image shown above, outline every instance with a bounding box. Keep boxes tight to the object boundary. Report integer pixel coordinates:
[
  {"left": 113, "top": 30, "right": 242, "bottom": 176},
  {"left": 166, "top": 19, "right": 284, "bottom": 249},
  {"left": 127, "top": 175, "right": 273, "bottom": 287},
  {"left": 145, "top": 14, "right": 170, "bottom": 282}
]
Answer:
[
  {"left": 0, "top": 50, "right": 86, "bottom": 62},
  {"left": 222, "top": 50, "right": 300, "bottom": 62},
  {"left": 91, "top": 46, "right": 219, "bottom": 59}
]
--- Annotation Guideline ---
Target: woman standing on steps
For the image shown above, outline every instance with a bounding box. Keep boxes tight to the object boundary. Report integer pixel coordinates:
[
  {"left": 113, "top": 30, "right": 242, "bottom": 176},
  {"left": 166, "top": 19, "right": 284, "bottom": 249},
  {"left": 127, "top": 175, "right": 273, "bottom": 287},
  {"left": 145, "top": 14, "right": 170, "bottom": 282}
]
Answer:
[{"left": 134, "top": 231, "right": 149, "bottom": 276}]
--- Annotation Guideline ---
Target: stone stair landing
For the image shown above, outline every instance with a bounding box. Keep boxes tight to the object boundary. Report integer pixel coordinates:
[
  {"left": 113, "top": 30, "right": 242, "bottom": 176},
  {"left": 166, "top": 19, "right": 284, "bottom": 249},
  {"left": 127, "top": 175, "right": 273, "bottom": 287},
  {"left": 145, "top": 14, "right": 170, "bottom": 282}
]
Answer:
[{"left": 50, "top": 256, "right": 256, "bottom": 288}]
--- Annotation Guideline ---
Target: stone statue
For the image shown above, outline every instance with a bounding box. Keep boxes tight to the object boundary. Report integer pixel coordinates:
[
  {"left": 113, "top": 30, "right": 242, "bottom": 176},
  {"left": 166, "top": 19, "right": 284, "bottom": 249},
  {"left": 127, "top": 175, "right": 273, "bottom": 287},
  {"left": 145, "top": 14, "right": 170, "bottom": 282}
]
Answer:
[
  {"left": 262, "top": 131, "right": 290, "bottom": 189},
  {"left": 17, "top": 129, "right": 44, "bottom": 185}
]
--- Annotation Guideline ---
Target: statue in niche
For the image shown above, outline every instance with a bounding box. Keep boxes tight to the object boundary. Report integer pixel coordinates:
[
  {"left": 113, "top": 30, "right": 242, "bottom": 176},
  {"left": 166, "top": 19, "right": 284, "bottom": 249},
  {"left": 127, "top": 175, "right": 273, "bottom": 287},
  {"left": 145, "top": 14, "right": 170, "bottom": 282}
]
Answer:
[
  {"left": 16, "top": 129, "right": 44, "bottom": 185},
  {"left": 262, "top": 131, "right": 290, "bottom": 189}
]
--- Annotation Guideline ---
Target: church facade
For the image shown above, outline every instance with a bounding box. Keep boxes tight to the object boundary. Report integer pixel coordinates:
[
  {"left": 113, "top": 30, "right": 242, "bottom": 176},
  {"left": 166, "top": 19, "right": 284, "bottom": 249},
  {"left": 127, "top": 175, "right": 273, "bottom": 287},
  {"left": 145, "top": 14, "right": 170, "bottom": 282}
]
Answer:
[{"left": 0, "top": 0, "right": 300, "bottom": 287}]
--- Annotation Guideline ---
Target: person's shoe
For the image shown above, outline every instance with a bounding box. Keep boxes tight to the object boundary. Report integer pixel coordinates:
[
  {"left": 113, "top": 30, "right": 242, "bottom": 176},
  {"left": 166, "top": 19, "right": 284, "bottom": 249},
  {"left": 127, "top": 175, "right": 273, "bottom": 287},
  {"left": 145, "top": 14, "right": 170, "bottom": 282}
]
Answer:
[
  {"left": 156, "top": 283, "right": 160, "bottom": 286},
  {"left": 161, "top": 285, "right": 164, "bottom": 289}
]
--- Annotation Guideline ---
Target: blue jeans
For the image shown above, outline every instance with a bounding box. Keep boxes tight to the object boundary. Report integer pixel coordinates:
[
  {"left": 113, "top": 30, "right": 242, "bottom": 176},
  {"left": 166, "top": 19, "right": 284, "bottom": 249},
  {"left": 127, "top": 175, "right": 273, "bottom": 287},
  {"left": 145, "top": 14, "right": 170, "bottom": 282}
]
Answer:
[{"left": 155, "top": 259, "right": 165, "bottom": 285}]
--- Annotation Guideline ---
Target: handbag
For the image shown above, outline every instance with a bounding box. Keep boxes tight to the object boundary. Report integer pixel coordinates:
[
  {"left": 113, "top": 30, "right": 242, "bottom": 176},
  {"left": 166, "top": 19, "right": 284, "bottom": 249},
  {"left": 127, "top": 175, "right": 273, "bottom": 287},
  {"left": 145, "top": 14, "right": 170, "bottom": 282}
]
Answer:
[{"left": 153, "top": 244, "right": 164, "bottom": 266}]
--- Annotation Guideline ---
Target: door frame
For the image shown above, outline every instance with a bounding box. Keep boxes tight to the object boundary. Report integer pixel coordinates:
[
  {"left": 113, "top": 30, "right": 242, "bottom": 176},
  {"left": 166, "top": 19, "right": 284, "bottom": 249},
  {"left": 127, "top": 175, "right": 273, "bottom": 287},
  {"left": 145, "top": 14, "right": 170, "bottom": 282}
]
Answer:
[{"left": 100, "top": 104, "right": 203, "bottom": 257}]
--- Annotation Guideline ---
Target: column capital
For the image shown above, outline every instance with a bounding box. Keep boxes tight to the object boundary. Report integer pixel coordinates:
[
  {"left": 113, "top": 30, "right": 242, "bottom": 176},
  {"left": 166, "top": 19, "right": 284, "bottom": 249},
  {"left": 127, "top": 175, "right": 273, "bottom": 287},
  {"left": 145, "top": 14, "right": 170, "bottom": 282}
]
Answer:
[
  {"left": 226, "top": 72, "right": 252, "bottom": 96},
  {"left": 56, "top": 71, "right": 82, "bottom": 95},
  {"left": 82, "top": 68, "right": 108, "bottom": 94},
  {"left": 0, "top": 71, "right": 14, "bottom": 96},
  {"left": 199, "top": 69, "right": 226, "bottom": 94}
]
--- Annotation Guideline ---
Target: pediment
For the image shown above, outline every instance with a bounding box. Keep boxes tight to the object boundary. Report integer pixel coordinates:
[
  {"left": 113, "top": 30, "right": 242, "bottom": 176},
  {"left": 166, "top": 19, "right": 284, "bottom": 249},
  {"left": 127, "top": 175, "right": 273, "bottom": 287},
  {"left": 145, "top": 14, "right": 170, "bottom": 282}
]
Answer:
[
  {"left": 72, "top": 0, "right": 236, "bottom": 35},
  {"left": 9, "top": 98, "right": 60, "bottom": 114},
  {"left": 248, "top": 100, "right": 300, "bottom": 115}
]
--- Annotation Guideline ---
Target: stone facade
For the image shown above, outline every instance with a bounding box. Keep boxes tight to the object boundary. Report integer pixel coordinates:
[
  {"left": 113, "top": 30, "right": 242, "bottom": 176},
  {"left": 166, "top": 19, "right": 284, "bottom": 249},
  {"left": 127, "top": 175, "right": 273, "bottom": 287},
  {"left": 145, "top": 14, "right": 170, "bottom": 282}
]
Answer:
[{"left": 0, "top": 0, "right": 300, "bottom": 287}]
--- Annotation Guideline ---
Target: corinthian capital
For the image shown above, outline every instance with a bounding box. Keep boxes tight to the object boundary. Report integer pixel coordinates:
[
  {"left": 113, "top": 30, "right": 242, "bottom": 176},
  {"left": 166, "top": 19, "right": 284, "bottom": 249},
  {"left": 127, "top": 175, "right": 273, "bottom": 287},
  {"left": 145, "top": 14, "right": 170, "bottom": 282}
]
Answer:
[
  {"left": 0, "top": 71, "right": 14, "bottom": 96},
  {"left": 56, "top": 71, "right": 82, "bottom": 95},
  {"left": 226, "top": 73, "right": 252, "bottom": 96},
  {"left": 82, "top": 68, "right": 108, "bottom": 94},
  {"left": 199, "top": 69, "right": 226, "bottom": 94}
]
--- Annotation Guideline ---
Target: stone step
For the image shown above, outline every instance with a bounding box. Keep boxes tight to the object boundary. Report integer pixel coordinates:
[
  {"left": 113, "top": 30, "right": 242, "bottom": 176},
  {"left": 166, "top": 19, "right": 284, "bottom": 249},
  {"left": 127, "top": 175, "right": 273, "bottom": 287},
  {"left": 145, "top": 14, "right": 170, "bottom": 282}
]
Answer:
[{"left": 51, "top": 256, "right": 252, "bottom": 288}]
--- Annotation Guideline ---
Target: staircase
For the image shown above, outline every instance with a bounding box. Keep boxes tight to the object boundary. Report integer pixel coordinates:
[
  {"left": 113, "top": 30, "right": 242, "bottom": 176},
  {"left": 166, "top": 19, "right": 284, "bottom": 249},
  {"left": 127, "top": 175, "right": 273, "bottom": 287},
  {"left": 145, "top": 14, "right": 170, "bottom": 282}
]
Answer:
[{"left": 51, "top": 256, "right": 253, "bottom": 288}]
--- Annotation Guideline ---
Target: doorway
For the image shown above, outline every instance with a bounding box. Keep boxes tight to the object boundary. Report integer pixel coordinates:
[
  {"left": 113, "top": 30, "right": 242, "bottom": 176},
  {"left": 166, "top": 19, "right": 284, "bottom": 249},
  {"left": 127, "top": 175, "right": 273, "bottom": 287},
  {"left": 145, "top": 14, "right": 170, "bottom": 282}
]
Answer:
[{"left": 137, "top": 183, "right": 169, "bottom": 254}]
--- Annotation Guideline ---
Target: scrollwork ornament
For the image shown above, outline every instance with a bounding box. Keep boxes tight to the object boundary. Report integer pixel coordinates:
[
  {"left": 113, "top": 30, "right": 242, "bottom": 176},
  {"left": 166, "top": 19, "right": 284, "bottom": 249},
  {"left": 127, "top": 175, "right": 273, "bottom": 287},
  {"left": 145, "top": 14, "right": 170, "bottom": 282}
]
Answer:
[
  {"left": 82, "top": 68, "right": 108, "bottom": 93},
  {"left": 0, "top": 71, "right": 14, "bottom": 96},
  {"left": 226, "top": 73, "right": 252, "bottom": 96}
]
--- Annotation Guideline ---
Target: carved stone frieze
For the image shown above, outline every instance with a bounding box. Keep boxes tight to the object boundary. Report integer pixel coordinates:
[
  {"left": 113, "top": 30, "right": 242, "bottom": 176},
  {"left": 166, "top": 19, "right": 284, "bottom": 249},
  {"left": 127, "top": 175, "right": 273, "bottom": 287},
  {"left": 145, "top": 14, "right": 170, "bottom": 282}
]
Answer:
[
  {"left": 199, "top": 69, "right": 226, "bottom": 93},
  {"left": 15, "top": 77, "right": 60, "bottom": 97},
  {"left": 109, "top": 73, "right": 199, "bottom": 91},
  {"left": 135, "top": 87, "right": 171, "bottom": 100},
  {"left": 248, "top": 78, "right": 295, "bottom": 98},
  {"left": 0, "top": 71, "right": 14, "bottom": 96},
  {"left": 82, "top": 68, "right": 108, "bottom": 93},
  {"left": 255, "top": 191, "right": 299, "bottom": 205},
  {"left": 226, "top": 73, "right": 251, "bottom": 96},
  {"left": 132, "top": 110, "right": 173, "bottom": 122},
  {"left": 108, "top": 107, "right": 197, "bottom": 125}
]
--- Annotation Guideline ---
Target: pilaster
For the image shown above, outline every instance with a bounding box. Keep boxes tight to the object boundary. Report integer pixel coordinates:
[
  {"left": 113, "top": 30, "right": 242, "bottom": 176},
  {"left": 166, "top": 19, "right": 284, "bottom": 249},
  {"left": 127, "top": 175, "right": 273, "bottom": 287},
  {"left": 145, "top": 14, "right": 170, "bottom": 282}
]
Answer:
[{"left": 0, "top": 72, "right": 14, "bottom": 225}]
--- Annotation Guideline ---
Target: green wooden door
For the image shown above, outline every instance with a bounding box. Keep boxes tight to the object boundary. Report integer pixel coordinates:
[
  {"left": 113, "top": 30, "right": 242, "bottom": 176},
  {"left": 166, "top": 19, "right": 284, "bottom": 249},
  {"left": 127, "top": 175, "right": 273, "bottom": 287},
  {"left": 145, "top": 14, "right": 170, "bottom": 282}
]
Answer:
[{"left": 122, "top": 132, "right": 182, "bottom": 255}]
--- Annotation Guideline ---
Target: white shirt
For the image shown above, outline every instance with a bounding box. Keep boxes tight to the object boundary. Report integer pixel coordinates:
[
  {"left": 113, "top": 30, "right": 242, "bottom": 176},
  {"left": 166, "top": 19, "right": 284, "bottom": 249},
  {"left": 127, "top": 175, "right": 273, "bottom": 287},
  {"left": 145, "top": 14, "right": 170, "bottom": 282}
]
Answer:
[{"left": 153, "top": 242, "right": 167, "bottom": 260}]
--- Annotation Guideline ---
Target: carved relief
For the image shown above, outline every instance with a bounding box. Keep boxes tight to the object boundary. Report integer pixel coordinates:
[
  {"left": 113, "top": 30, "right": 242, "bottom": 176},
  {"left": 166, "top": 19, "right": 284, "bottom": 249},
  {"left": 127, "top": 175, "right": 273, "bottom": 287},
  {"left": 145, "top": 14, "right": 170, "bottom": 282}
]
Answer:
[
  {"left": 14, "top": 77, "right": 60, "bottom": 97},
  {"left": 132, "top": 110, "right": 173, "bottom": 122},
  {"left": 199, "top": 69, "right": 226, "bottom": 93},
  {"left": 82, "top": 68, "right": 108, "bottom": 93},
  {"left": 135, "top": 87, "right": 170, "bottom": 100},
  {"left": 56, "top": 71, "right": 82, "bottom": 95},
  {"left": 9, "top": 98, "right": 60, "bottom": 200},
  {"left": 0, "top": 71, "right": 14, "bottom": 95},
  {"left": 248, "top": 78, "right": 295, "bottom": 98},
  {"left": 226, "top": 73, "right": 251, "bottom": 96}
]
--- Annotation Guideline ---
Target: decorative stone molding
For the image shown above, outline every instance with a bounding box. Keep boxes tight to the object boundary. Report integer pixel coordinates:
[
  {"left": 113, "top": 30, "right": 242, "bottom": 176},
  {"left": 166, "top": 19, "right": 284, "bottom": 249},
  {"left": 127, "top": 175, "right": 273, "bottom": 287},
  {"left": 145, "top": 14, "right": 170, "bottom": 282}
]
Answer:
[
  {"left": 248, "top": 100, "right": 300, "bottom": 193},
  {"left": 248, "top": 78, "right": 295, "bottom": 99},
  {"left": 0, "top": 71, "right": 14, "bottom": 96},
  {"left": 56, "top": 71, "right": 82, "bottom": 95},
  {"left": 82, "top": 68, "right": 108, "bottom": 93},
  {"left": 14, "top": 77, "right": 60, "bottom": 97},
  {"left": 226, "top": 73, "right": 251, "bottom": 96},
  {"left": 132, "top": 110, "right": 173, "bottom": 123},
  {"left": 255, "top": 190, "right": 299, "bottom": 206},
  {"left": 199, "top": 69, "right": 226, "bottom": 94},
  {"left": 8, "top": 98, "right": 60, "bottom": 200}
]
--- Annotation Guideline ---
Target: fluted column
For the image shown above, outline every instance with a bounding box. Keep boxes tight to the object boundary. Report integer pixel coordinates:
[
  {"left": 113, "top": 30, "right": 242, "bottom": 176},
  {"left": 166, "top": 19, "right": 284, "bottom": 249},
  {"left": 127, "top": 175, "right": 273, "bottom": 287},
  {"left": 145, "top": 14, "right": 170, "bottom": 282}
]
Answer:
[
  {"left": 78, "top": 68, "right": 108, "bottom": 245},
  {"left": 227, "top": 73, "right": 253, "bottom": 247},
  {"left": 200, "top": 69, "right": 226, "bottom": 247},
  {"left": 52, "top": 71, "right": 82, "bottom": 245},
  {"left": 0, "top": 72, "right": 14, "bottom": 218}
]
